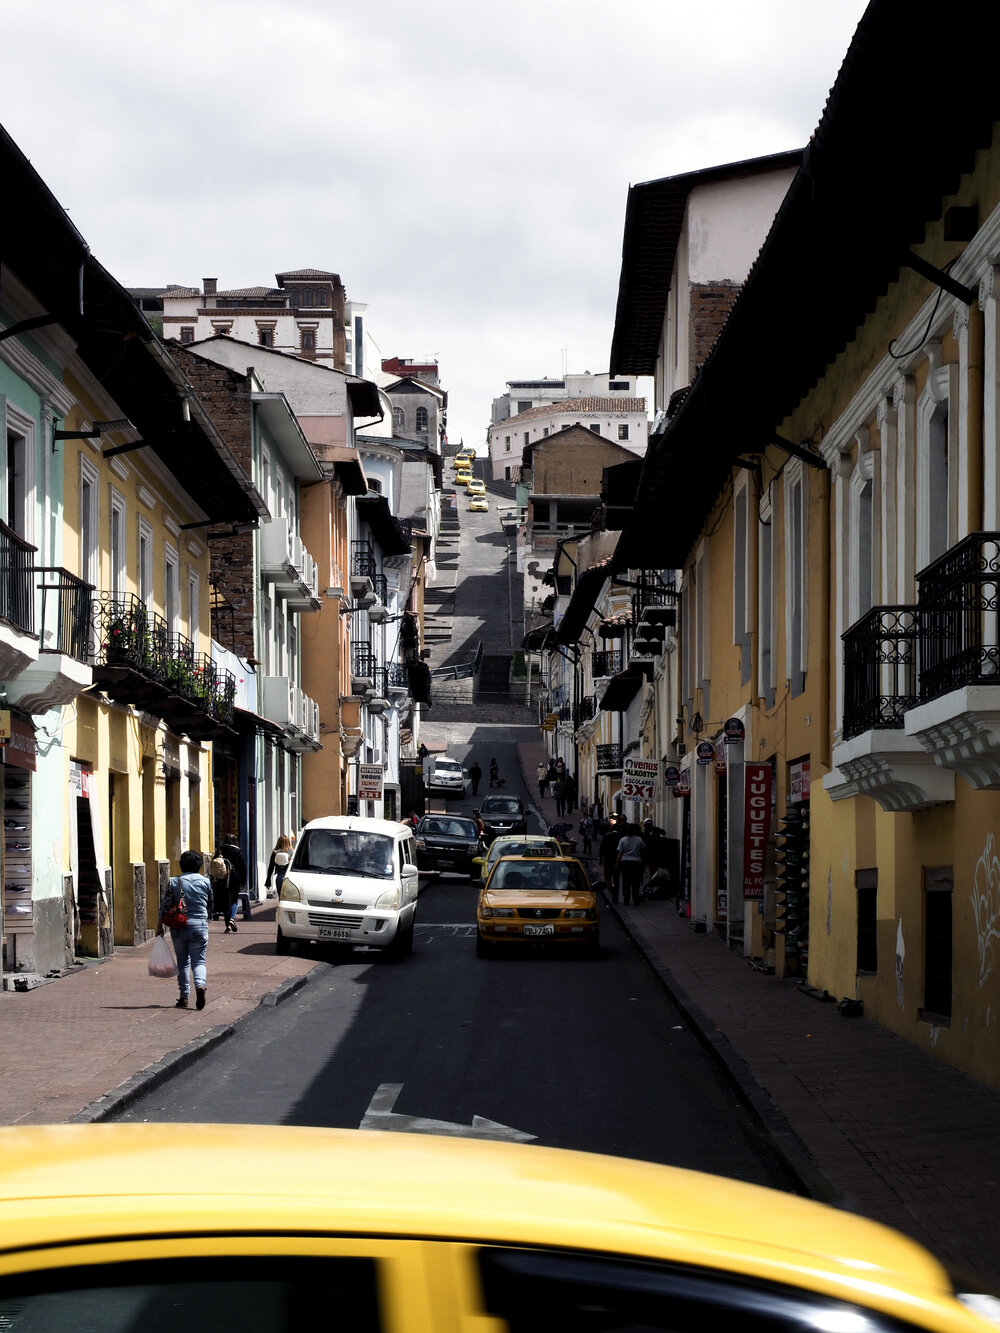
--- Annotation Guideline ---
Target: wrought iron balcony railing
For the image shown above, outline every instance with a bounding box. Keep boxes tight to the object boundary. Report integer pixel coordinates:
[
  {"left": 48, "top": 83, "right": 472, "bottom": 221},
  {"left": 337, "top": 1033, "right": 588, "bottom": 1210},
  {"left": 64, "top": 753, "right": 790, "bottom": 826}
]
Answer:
[
  {"left": 595, "top": 743, "right": 623, "bottom": 771},
  {"left": 351, "top": 540, "right": 377, "bottom": 581},
  {"left": 842, "top": 606, "right": 919, "bottom": 740},
  {"left": 351, "top": 641, "right": 376, "bottom": 681},
  {"left": 592, "top": 650, "right": 623, "bottom": 679},
  {"left": 35, "top": 567, "right": 93, "bottom": 660},
  {"left": 0, "top": 520, "right": 37, "bottom": 634},
  {"left": 573, "top": 695, "right": 596, "bottom": 727},
  {"left": 918, "top": 532, "right": 1000, "bottom": 701},
  {"left": 387, "top": 663, "right": 410, "bottom": 689}
]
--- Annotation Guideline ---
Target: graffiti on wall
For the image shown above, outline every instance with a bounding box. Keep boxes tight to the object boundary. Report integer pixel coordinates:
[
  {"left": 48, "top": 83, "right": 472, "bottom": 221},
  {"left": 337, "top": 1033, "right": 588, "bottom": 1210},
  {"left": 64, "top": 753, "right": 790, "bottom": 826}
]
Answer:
[{"left": 972, "top": 832, "right": 1000, "bottom": 987}]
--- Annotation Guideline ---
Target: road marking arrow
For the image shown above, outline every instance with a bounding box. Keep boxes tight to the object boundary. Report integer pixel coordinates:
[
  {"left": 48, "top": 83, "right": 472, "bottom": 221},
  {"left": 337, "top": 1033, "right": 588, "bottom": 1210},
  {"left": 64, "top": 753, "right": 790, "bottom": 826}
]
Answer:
[{"left": 360, "top": 1082, "right": 536, "bottom": 1142}]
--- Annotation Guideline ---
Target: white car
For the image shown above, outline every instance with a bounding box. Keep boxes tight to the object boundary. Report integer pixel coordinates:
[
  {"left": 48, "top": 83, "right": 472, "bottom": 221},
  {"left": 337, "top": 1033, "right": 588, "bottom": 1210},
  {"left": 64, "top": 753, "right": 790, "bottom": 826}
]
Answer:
[
  {"left": 424, "top": 756, "right": 466, "bottom": 796},
  {"left": 275, "top": 816, "right": 418, "bottom": 958}
]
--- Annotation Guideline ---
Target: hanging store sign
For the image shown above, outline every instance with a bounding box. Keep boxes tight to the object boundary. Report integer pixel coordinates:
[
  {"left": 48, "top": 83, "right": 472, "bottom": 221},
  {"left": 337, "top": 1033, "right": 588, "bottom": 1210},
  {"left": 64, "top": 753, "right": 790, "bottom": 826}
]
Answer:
[
  {"left": 358, "top": 764, "right": 385, "bottom": 801},
  {"left": 714, "top": 741, "right": 727, "bottom": 775},
  {"left": 696, "top": 740, "right": 715, "bottom": 765},
  {"left": 742, "top": 763, "right": 772, "bottom": 900},
  {"left": 663, "top": 764, "right": 680, "bottom": 788},
  {"left": 723, "top": 717, "right": 745, "bottom": 745},
  {"left": 1, "top": 717, "right": 36, "bottom": 771},
  {"left": 622, "top": 756, "right": 658, "bottom": 802},
  {"left": 790, "top": 759, "right": 811, "bottom": 803},
  {"left": 674, "top": 771, "right": 691, "bottom": 798}
]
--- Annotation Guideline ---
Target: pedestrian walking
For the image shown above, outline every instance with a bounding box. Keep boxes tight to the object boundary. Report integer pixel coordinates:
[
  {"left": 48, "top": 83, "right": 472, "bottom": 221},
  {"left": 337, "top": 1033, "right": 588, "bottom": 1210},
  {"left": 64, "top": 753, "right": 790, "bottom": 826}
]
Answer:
[
  {"left": 489, "top": 757, "right": 500, "bottom": 788},
  {"left": 553, "top": 777, "right": 567, "bottom": 816},
  {"left": 212, "top": 830, "right": 246, "bottom": 933},
  {"left": 469, "top": 760, "right": 483, "bottom": 795},
  {"left": 599, "top": 822, "right": 622, "bottom": 901},
  {"left": 536, "top": 761, "right": 549, "bottom": 798},
  {"left": 546, "top": 758, "right": 558, "bottom": 790},
  {"left": 158, "top": 849, "right": 212, "bottom": 1010},
  {"left": 555, "top": 756, "right": 566, "bottom": 780},
  {"left": 264, "top": 833, "right": 293, "bottom": 898},
  {"left": 616, "top": 823, "right": 646, "bottom": 906},
  {"left": 580, "top": 813, "right": 594, "bottom": 854},
  {"left": 565, "top": 771, "right": 577, "bottom": 812}
]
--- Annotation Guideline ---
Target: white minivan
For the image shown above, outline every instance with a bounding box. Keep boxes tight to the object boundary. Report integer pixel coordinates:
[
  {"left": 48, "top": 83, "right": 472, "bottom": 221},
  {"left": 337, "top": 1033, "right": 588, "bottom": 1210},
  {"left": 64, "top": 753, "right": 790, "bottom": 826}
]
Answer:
[{"left": 275, "top": 816, "right": 419, "bottom": 959}]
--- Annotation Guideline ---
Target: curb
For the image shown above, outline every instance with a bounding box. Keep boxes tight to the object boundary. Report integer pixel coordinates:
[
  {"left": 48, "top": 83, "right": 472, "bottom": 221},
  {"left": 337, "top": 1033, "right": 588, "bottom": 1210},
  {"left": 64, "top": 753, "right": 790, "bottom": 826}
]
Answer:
[
  {"left": 71, "top": 964, "right": 321, "bottom": 1123},
  {"left": 605, "top": 896, "right": 838, "bottom": 1204}
]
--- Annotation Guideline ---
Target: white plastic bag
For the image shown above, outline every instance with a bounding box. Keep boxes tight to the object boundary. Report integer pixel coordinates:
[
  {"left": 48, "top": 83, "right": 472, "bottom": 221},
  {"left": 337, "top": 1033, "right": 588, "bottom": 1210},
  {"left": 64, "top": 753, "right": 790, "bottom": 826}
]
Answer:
[{"left": 148, "top": 933, "right": 178, "bottom": 979}]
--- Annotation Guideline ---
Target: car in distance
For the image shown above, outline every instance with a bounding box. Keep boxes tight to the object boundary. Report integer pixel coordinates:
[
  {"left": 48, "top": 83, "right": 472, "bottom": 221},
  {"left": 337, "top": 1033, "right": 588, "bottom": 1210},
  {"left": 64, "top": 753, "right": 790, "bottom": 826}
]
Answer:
[
  {"left": 415, "top": 814, "right": 483, "bottom": 878},
  {"left": 474, "top": 833, "right": 562, "bottom": 881},
  {"left": 476, "top": 854, "right": 599, "bottom": 956},
  {"left": 454, "top": 468, "right": 473, "bottom": 487},
  {"left": 467, "top": 480, "right": 486, "bottom": 497},
  {"left": 2, "top": 1124, "right": 995, "bottom": 1333},
  {"left": 275, "top": 816, "right": 418, "bottom": 958},
  {"left": 424, "top": 755, "right": 466, "bottom": 796},
  {"left": 469, "top": 495, "right": 489, "bottom": 512},
  {"left": 475, "top": 794, "right": 528, "bottom": 841}
]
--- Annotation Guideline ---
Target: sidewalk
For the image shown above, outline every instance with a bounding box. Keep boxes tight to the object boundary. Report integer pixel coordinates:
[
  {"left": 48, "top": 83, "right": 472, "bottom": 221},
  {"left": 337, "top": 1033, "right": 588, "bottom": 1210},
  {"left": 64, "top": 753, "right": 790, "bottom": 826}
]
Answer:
[
  {"left": 0, "top": 903, "right": 315, "bottom": 1125},
  {"left": 517, "top": 737, "right": 1000, "bottom": 1286}
]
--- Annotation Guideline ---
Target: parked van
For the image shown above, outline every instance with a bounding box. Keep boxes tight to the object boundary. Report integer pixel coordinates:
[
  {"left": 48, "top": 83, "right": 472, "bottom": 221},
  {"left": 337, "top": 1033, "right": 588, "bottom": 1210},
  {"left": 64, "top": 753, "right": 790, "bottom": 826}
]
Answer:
[{"left": 275, "top": 816, "right": 418, "bottom": 959}]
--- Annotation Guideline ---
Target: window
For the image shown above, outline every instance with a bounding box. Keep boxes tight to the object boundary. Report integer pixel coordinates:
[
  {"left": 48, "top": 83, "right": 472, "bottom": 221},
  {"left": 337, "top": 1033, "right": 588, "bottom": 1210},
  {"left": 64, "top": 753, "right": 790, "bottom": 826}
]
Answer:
[
  {"left": 392, "top": 407, "right": 405, "bottom": 432},
  {"left": 110, "top": 488, "right": 126, "bottom": 599},
  {"left": 415, "top": 407, "right": 428, "bottom": 432},
  {"left": 923, "top": 868, "right": 952, "bottom": 1020},
  {"left": 784, "top": 464, "right": 807, "bottom": 697},
  {"left": 165, "top": 545, "right": 180, "bottom": 634},
  {"left": 138, "top": 518, "right": 153, "bottom": 607},
  {"left": 916, "top": 363, "right": 958, "bottom": 569},
  {"left": 299, "top": 328, "right": 316, "bottom": 351},
  {"left": 180, "top": 326, "right": 195, "bottom": 344},
  {"left": 211, "top": 323, "right": 232, "bottom": 337},
  {"left": 618, "top": 424, "right": 629, "bottom": 440},
  {"left": 5, "top": 404, "right": 34, "bottom": 541},
  {"left": 517, "top": 400, "right": 532, "bottom": 413},
  {"left": 533, "top": 500, "right": 550, "bottom": 527},
  {"left": 608, "top": 380, "right": 629, "bottom": 391},
  {"left": 542, "top": 428, "right": 549, "bottom": 437},
  {"left": 758, "top": 490, "right": 776, "bottom": 707},
  {"left": 258, "top": 327, "right": 275, "bottom": 347},
  {"left": 589, "top": 424, "right": 601, "bottom": 434},
  {"left": 523, "top": 431, "right": 529, "bottom": 446},
  {"left": 733, "top": 480, "right": 751, "bottom": 686},
  {"left": 856, "top": 870, "right": 878, "bottom": 973},
  {"left": 80, "top": 457, "right": 99, "bottom": 589},
  {"left": 505, "top": 438, "right": 511, "bottom": 452},
  {"left": 504, "top": 466, "right": 512, "bottom": 480},
  {"left": 187, "top": 568, "right": 200, "bottom": 643}
]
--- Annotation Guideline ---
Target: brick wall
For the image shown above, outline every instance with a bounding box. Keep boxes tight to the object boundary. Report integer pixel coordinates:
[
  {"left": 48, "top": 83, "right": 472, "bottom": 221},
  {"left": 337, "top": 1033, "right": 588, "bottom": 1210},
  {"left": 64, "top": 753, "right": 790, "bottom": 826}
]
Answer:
[
  {"left": 172, "top": 347, "right": 257, "bottom": 658},
  {"left": 690, "top": 281, "right": 742, "bottom": 371}
]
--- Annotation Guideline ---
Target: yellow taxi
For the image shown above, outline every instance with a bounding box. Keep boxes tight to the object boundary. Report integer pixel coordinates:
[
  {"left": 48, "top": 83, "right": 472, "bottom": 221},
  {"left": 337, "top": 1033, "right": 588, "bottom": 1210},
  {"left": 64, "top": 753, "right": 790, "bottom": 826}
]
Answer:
[
  {"left": 469, "top": 495, "right": 489, "bottom": 512},
  {"left": 455, "top": 469, "right": 474, "bottom": 488},
  {"left": 476, "top": 854, "right": 599, "bottom": 956},
  {"left": 0, "top": 1125, "right": 996, "bottom": 1333},
  {"left": 467, "top": 480, "right": 486, "bottom": 497},
  {"left": 473, "top": 833, "right": 562, "bottom": 881},
  {"left": 453, "top": 451, "right": 474, "bottom": 469}
]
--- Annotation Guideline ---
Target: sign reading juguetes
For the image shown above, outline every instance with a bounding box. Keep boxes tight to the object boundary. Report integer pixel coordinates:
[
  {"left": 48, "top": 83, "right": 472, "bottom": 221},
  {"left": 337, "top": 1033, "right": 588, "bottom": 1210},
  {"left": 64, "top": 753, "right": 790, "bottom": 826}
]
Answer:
[{"left": 742, "top": 763, "right": 772, "bottom": 899}]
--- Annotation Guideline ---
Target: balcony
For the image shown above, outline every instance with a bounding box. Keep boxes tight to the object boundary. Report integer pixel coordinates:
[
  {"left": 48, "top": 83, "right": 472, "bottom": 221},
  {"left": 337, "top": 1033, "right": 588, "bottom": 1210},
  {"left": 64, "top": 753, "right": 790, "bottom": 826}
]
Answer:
[
  {"left": 633, "top": 577, "right": 677, "bottom": 629},
  {"left": 7, "top": 567, "right": 93, "bottom": 713},
  {"left": 0, "top": 520, "right": 38, "bottom": 680},
  {"left": 350, "top": 540, "right": 377, "bottom": 598},
  {"left": 592, "top": 650, "right": 623, "bottom": 680},
  {"left": 387, "top": 662, "right": 410, "bottom": 699},
  {"left": 260, "top": 676, "right": 321, "bottom": 750},
  {"left": 630, "top": 621, "right": 666, "bottom": 660},
  {"left": 827, "top": 533, "right": 1000, "bottom": 809},
  {"left": 573, "top": 696, "right": 596, "bottom": 727},
  {"left": 350, "top": 641, "right": 376, "bottom": 693},
  {"left": 596, "top": 743, "right": 623, "bottom": 772},
  {"left": 260, "top": 519, "right": 321, "bottom": 612},
  {"left": 89, "top": 593, "right": 235, "bottom": 739},
  {"left": 366, "top": 667, "right": 391, "bottom": 715}
]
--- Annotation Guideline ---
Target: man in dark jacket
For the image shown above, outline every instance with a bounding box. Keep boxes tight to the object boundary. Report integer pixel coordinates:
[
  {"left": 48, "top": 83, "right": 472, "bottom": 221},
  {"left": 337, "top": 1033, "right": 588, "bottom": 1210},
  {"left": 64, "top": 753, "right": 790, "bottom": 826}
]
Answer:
[{"left": 215, "top": 832, "right": 246, "bottom": 934}]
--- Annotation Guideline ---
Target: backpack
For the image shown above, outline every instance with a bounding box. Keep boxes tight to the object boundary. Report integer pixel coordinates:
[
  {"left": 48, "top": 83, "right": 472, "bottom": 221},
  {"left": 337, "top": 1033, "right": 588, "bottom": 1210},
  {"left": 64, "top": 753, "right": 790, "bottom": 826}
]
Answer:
[{"left": 210, "top": 853, "right": 232, "bottom": 883}]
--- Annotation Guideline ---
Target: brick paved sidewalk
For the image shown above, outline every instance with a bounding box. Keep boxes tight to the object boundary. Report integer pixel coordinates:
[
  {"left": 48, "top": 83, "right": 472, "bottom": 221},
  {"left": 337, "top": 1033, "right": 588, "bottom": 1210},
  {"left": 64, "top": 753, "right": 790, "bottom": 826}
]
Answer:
[
  {"left": 0, "top": 903, "right": 314, "bottom": 1126},
  {"left": 517, "top": 737, "right": 1000, "bottom": 1285}
]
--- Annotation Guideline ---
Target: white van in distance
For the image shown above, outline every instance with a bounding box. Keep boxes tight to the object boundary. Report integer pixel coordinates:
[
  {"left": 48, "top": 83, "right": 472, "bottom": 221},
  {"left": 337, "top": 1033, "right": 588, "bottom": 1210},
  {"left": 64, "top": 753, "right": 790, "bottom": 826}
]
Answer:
[{"left": 275, "top": 817, "right": 419, "bottom": 959}]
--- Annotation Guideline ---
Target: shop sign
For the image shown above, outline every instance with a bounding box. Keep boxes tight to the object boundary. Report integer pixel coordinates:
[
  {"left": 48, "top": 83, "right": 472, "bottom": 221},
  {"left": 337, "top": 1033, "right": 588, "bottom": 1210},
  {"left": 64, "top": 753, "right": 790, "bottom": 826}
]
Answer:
[
  {"left": 696, "top": 740, "right": 715, "bottom": 765},
  {"left": 714, "top": 741, "right": 727, "bottom": 774},
  {"left": 358, "top": 764, "right": 384, "bottom": 801},
  {"left": 790, "top": 759, "right": 811, "bottom": 803},
  {"left": 742, "top": 763, "right": 772, "bottom": 899},
  {"left": 0, "top": 710, "right": 10, "bottom": 744},
  {"left": 663, "top": 764, "right": 680, "bottom": 788},
  {"left": 674, "top": 771, "right": 691, "bottom": 798},
  {"left": 622, "top": 756, "right": 658, "bottom": 802},
  {"left": 1, "top": 717, "right": 36, "bottom": 771},
  {"left": 723, "top": 717, "right": 745, "bottom": 745}
]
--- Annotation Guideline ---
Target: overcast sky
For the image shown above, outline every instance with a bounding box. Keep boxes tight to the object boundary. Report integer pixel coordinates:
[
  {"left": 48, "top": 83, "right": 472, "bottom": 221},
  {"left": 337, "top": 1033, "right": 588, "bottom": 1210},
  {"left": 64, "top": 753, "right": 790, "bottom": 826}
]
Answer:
[{"left": 4, "top": 0, "right": 869, "bottom": 451}]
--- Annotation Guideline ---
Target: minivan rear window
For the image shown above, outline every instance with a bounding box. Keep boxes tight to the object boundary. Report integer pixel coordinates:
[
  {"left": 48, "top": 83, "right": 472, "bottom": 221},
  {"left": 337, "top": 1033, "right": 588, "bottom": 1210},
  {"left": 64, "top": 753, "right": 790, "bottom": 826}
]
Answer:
[{"left": 294, "top": 829, "right": 395, "bottom": 879}]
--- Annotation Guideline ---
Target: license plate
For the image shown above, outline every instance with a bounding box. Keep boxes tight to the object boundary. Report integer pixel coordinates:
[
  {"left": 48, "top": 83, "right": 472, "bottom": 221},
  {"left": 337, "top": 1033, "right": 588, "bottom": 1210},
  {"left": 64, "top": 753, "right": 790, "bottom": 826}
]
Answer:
[
  {"left": 523, "top": 923, "right": 554, "bottom": 937},
  {"left": 318, "top": 925, "right": 352, "bottom": 940},
  {"left": 437, "top": 859, "right": 454, "bottom": 868}
]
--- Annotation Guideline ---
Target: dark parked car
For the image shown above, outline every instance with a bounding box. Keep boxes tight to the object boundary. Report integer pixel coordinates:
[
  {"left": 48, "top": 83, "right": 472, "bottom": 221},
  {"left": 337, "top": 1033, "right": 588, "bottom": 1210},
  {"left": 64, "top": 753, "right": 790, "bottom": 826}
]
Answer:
[
  {"left": 475, "top": 795, "right": 528, "bottom": 843},
  {"left": 414, "top": 815, "right": 483, "bottom": 878}
]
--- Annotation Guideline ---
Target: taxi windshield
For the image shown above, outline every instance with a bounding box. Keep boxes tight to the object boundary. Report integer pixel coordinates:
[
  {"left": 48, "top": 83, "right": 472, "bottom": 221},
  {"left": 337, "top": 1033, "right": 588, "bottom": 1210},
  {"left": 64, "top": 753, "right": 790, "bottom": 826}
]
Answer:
[{"left": 489, "top": 861, "right": 587, "bottom": 892}]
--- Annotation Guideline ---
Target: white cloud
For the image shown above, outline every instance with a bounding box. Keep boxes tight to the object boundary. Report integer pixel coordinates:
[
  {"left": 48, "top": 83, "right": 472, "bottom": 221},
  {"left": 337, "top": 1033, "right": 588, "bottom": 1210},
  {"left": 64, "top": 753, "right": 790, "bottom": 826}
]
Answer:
[{"left": 2, "top": 0, "right": 870, "bottom": 449}]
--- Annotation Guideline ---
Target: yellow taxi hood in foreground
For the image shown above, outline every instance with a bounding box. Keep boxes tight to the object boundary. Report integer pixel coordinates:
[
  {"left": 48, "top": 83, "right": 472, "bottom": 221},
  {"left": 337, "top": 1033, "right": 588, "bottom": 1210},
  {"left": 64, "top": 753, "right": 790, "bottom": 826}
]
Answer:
[
  {"left": 482, "top": 888, "right": 595, "bottom": 912},
  {"left": 0, "top": 1123, "right": 972, "bottom": 1327}
]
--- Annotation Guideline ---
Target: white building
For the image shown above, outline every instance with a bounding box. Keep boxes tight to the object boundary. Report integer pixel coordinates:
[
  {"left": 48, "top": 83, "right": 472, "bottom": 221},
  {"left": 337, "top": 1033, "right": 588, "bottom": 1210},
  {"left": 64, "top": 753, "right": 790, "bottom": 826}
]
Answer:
[{"left": 488, "top": 396, "right": 647, "bottom": 480}]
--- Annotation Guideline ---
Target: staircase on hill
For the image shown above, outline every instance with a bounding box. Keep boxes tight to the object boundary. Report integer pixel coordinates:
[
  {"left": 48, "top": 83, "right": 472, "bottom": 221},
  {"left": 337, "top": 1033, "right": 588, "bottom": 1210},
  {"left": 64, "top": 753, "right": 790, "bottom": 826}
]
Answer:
[{"left": 477, "top": 654, "right": 512, "bottom": 696}]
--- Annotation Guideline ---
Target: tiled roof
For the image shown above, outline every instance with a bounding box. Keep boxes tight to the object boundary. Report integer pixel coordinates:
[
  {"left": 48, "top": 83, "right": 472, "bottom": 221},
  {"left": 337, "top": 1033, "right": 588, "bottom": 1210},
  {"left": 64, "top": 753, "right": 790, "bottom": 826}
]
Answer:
[
  {"left": 160, "top": 287, "right": 201, "bottom": 299},
  {"left": 500, "top": 397, "right": 646, "bottom": 426},
  {"left": 215, "top": 286, "right": 285, "bottom": 299},
  {"left": 276, "top": 268, "right": 339, "bottom": 280}
]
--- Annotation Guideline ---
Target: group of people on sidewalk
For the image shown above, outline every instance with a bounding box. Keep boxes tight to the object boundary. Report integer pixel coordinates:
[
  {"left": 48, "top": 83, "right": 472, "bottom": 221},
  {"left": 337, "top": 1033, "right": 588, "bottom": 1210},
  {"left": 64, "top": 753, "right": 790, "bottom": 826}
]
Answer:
[
  {"left": 155, "top": 832, "right": 292, "bottom": 1011},
  {"left": 536, "top": 757, "right": 577, "bottom": 815}
]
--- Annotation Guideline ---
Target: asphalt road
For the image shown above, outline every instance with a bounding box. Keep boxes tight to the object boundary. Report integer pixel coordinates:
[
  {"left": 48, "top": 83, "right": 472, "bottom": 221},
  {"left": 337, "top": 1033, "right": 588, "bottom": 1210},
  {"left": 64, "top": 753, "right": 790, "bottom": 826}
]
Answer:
[{"left": 119, "top": 732, "right": 790, "bottom": 1190}]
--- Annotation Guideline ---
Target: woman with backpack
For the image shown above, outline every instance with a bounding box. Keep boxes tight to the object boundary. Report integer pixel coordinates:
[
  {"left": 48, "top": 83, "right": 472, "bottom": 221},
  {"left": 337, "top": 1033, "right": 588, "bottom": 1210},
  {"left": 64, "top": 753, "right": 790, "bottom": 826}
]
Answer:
[{"left": 212, "top": 831, "right": 246, "bottom": 934}]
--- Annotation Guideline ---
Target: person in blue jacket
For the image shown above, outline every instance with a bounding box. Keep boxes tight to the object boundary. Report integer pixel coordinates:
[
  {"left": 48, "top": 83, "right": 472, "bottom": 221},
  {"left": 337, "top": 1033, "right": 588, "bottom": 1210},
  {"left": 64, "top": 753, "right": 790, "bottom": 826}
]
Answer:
[{"left": 158, "top": 849, "right": 213, "bottom": 1011}]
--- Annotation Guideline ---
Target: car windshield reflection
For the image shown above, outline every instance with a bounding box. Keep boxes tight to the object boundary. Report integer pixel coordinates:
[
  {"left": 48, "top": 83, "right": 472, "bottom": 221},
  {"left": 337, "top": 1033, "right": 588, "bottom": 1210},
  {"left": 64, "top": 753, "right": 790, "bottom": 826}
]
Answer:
[
  {"left": 293, "top": 829, "right": 395, "bottom": 879},
  {"left": 489, "top": 862, "right": 588, "bottom": 892}
]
